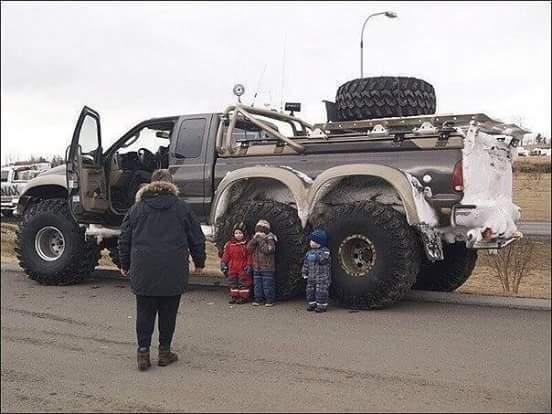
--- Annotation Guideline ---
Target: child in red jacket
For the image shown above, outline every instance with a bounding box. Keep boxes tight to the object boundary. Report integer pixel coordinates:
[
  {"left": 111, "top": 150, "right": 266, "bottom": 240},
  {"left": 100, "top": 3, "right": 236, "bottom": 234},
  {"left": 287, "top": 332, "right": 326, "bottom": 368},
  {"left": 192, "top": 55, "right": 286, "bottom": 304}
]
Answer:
[{"left": 220, "top": 223, "right": 253, "bottom": 304}]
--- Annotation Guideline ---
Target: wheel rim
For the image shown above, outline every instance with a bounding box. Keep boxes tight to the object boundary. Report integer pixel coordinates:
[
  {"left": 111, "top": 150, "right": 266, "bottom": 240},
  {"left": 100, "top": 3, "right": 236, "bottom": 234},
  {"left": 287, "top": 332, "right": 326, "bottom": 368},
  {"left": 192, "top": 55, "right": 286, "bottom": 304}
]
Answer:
[
  {"left": 338, "top": 234, "right": 376, "bottom": 277},
  {"left": 35, "top": 226, "right": 65, "bottom": 261}
]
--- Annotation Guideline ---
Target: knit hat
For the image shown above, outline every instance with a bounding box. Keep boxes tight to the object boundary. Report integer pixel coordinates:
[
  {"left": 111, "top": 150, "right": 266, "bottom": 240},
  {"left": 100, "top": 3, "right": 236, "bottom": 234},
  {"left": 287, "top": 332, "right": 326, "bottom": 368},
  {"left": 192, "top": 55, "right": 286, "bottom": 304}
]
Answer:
[
  {"left": 255, "top": 219, "right": 271, "bottom": 231},
  {"left": 309, "top": 229, "right": 328, "bottom": 247},
  {"left": 233, "top": 222, "right": 247, "bottom": 235}
]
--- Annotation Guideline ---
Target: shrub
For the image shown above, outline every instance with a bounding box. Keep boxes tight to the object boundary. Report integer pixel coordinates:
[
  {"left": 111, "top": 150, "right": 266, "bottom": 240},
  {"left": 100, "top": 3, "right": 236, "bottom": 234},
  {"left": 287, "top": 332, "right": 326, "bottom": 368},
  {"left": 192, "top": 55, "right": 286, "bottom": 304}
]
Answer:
[{"left": 487, "top": 239, "right": 535, "bottom": 294}]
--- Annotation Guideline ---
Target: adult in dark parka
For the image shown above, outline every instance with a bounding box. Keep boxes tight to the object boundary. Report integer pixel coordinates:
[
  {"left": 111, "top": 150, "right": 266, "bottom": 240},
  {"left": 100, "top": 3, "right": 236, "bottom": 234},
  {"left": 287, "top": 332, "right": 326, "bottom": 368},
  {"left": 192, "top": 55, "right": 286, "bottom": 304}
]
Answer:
[{"left": 118, "top": 169, "right": 206, "bottom": 371}]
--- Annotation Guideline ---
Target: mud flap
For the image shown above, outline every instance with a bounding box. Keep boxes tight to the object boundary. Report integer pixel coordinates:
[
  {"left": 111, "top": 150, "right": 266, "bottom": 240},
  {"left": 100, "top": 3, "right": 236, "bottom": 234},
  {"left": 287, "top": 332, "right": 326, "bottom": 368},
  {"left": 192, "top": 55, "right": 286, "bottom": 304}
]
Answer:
[{"left": 417, "top": 224, "right": 444, "bottom": 262}]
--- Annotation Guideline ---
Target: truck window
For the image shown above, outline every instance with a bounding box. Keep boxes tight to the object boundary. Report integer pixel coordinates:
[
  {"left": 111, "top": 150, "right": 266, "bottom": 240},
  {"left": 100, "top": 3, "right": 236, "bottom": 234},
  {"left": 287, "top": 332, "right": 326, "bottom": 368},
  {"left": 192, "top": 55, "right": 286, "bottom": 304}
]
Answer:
[
  {"left": 13, "top": 169, "right": 38, "bottom": 181},
  {"left": 175, "top": 118, "right": 206, "bottom": 159},
  {"left": 233, "top": 128, "right": 263, "bottom": 142},
  {"left": 79, "top": 115, "right": 100, "bottom": 161},
  {"left": 230, "top": 120, "right": 279, "bottom": 144}
]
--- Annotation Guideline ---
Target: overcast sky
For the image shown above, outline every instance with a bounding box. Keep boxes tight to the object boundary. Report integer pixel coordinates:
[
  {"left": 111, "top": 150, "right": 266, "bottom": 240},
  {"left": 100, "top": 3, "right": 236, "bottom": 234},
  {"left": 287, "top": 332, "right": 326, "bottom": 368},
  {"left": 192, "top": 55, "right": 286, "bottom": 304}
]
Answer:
[{"left": 1, "top": 1, "right": 550, "bottom": 163}]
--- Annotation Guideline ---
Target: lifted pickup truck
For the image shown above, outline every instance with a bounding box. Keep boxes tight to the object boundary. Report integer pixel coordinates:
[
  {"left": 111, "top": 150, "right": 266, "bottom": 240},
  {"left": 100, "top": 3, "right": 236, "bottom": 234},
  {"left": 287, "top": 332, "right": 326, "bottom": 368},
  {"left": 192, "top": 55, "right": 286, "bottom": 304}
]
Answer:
[{"left": 14, "top": 82, "right": 526, "bottom": 309}]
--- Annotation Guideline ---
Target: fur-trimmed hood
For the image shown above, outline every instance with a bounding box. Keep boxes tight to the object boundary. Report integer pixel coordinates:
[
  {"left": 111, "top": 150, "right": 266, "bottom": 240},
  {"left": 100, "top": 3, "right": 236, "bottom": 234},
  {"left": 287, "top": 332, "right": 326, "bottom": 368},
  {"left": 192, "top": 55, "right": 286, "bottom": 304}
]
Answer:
[{"left": 136, "top": 181, "right": 179, "bottom": 202}]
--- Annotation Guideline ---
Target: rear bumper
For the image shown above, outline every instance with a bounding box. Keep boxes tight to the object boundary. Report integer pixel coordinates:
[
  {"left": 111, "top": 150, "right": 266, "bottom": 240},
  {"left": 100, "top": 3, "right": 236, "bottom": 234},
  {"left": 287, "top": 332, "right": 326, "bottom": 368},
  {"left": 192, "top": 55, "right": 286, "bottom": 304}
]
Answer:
[
  {"left": 470, "top": 232, "right": 523, "bottom": 249},
  {"left": 448, "top": 203, "right": 522, "bottom": 249}
]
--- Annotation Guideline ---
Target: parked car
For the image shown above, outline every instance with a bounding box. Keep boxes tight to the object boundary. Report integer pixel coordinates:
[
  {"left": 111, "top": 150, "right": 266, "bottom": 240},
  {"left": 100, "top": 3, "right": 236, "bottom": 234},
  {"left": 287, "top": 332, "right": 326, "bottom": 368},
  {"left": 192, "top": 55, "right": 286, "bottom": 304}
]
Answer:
[
  {"left": 1, "top": 164, "right": 48, "bottom": 217},
  {"left": 516, "top": 146, "right": 529, "bottom": 157}
]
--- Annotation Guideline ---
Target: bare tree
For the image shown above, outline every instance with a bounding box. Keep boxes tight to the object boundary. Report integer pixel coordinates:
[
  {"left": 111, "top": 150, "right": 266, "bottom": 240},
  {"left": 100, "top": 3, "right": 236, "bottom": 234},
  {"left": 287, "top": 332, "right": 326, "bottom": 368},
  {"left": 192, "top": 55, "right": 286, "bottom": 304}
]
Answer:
[
  {"left": 488, "top": 240, "right": 535, "bottom": 294},
  {"left": 50, "top": 155, "right": 64, "bottom": 167},
  {"left": 29, "top": 155, "right": 49, "bottom": 164}
]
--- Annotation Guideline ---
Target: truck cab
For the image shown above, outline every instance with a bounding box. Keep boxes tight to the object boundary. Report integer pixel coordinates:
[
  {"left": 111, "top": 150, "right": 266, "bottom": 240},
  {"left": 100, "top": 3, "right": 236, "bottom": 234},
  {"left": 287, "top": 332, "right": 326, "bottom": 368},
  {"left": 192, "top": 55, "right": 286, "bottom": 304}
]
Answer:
[{"left": 64, "top": 107, "right": 219, "bottom": 225}]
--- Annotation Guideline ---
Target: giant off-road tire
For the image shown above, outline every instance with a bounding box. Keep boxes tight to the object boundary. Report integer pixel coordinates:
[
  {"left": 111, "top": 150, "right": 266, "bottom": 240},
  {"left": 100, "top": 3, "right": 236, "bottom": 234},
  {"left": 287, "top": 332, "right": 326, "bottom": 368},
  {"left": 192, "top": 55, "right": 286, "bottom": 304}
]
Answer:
[
  {"left": 214, "top": 200, "right": 306, "bottom": 299},
  {"left": 15, "top": 199, "right": 100, "bottom": 285},
  {"left": 412, "top": 242, "right": 477, "bottom": 292},
  {"left": 335, "top": 76, "right": 436, "bottom": 121},
  {"left": 322, "top": 201, "right": 421, "bottom": 309}
]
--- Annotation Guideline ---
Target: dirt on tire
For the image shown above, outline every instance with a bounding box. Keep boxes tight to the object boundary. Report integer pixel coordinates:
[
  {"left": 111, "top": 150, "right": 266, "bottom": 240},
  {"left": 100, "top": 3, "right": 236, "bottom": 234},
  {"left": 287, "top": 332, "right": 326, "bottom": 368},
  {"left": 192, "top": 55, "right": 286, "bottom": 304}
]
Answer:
[
  {"left": 413, "top": 242, "right": 478, "bottom": 292},
  {"left": 321, "top": 201, "right": 421, "bottom": 309},
  {"left": 214, "top": 200, "right": 306, "bottom": 299},
  {"left": 15, "top": 198, "right": 100, "bottom": 285},
  {"left": 335, "top": 76, "right": 436, "bottom": 121}
]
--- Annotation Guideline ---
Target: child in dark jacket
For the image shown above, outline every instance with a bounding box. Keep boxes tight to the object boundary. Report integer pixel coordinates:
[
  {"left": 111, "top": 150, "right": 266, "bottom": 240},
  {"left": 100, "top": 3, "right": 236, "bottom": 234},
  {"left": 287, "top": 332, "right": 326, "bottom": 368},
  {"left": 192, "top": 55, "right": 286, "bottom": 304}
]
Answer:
[
  {"left": 220, "top": 223, "right": 253, "bottom": 304},
  {"left": 302, "top": 229, "right": 331, "bottom": 313},
  {"left": 247, "top": 219, "right": 278, "bottom": 307}
]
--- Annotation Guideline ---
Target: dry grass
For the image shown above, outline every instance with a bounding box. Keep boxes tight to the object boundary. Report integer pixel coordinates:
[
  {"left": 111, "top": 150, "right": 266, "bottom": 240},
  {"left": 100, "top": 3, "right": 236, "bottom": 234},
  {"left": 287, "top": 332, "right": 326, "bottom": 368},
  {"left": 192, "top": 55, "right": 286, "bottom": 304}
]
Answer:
[
  {"left": 513, "top": 172, "right": 551, "bottom": 222},
  {"left": 459, "top": 240, "right": 551, "bottom": 299},
  {"left": 513, "top": 158, "right": 551, "bottom": 174},
  {"left": 1, "top": 223, "right": 18, "bottom": 262}
]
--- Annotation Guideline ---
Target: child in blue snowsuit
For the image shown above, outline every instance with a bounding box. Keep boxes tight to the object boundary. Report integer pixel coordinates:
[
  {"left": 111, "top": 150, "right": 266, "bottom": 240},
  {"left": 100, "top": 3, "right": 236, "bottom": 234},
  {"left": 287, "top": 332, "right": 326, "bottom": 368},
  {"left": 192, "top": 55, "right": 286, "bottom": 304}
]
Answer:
[{"left": 302, "top": 229, "right": 331, "bottom": 313}]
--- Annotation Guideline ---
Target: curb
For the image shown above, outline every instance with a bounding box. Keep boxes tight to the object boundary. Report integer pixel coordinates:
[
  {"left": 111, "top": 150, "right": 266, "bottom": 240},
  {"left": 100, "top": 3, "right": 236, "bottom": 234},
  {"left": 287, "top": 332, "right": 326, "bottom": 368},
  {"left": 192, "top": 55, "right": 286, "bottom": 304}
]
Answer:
[
  {"left": 2, "top": 262, "right": 550, "bottom": 311},
  {"left": 404, "top": 290, "right": 551, "bottom": 311}
]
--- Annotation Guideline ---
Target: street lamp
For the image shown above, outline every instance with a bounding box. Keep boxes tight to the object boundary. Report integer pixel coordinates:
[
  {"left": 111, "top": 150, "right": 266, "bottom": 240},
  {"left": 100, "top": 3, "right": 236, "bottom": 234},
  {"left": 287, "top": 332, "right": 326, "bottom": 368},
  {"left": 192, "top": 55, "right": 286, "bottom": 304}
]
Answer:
[{"left": 360, "top": 11, "right": 398, "bottom": 78}]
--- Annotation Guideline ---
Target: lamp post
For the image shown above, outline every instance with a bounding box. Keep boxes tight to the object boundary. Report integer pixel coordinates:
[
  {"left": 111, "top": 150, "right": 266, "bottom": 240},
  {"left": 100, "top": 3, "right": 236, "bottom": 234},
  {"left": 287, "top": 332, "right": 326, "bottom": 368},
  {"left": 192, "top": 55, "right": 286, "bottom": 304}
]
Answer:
[{"left": 360, "top": 11, "right": 398, "bottom": 78}]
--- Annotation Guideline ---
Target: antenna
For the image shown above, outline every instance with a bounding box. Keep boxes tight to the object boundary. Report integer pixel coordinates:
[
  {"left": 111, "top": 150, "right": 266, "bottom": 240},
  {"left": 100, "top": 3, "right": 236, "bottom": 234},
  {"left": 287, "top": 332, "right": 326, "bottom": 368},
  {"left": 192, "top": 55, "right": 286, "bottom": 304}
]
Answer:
[
  {"left": 251, "top": 64, "right": 267, "bottom": 107},
  {"left": 264, "top": 90, "right": 273, "bottom": 109},
  {"left": 279, "top": 33, "right": 287, "bottom": 113}
]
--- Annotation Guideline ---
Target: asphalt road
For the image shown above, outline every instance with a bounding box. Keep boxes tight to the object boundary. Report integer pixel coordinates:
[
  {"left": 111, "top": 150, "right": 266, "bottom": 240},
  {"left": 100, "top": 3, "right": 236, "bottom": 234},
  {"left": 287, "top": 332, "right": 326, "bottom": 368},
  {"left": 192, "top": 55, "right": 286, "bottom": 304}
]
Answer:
[
  {"left": 1, "top": 267, "right": 551, "bottom": 413},
  {"left": 518, "top": 221, "right": 552, "bottom": 240}
]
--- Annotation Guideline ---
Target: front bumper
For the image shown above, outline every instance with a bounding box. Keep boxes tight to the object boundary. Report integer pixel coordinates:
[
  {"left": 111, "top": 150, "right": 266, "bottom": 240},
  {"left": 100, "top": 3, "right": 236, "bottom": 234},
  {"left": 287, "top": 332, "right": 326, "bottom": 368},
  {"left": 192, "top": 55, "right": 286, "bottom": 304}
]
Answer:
[{"left": 1, "top": 197, "right": 18, "bottom": 211}]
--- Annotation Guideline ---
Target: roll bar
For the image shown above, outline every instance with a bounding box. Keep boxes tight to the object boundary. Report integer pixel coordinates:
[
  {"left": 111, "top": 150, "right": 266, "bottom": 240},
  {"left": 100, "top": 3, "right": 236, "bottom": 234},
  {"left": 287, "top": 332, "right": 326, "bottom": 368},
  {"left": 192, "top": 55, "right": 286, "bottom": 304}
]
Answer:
[{"left": 216, "top": 104, "right": 312, "bottom": 155}]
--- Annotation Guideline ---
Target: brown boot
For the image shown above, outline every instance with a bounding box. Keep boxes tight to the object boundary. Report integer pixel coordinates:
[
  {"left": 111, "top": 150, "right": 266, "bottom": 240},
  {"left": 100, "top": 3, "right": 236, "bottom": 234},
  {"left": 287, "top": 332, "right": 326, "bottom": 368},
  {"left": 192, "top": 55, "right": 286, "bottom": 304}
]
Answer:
[
  {"left": 137, "top": 349, "right": 151, "bottom": 371},
  {"left": 158, "top": 348, "right": 178, "bottom": 366}
]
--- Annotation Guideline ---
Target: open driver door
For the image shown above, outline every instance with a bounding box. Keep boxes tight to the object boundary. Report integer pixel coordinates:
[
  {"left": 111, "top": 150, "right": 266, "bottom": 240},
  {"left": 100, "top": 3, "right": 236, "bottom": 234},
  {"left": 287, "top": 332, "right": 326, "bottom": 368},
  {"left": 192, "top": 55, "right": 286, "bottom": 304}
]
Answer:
[{"left": 66, "top": 106, "right": 109, "bottom": 223}]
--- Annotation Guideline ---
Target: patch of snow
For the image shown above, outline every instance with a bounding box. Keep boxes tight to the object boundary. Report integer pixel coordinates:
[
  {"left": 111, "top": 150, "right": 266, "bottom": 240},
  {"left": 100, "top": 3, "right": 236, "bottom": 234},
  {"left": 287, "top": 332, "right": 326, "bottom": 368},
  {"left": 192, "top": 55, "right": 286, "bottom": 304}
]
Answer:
[
  {"left": 278, "top": 166, "right": 314, "bottom": 184},
  {"left": 403, "top": 172, "right": 439, "bottom": 227}
]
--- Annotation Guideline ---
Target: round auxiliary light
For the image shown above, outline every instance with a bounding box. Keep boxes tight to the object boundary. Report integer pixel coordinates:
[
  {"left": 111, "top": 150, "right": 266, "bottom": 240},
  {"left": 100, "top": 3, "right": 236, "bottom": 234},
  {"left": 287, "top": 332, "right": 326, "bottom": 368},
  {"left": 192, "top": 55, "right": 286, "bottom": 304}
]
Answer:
[{"left": 233, "top": 84, "right": 245, "bottom": 97}]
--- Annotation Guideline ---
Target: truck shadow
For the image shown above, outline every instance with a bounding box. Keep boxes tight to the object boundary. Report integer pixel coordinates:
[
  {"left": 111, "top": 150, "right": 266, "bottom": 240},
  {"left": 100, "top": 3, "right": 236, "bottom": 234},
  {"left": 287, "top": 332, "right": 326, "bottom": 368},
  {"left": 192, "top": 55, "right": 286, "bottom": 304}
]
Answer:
[{"left": 85, "top": 268, "right": 418, "bottom": 312}]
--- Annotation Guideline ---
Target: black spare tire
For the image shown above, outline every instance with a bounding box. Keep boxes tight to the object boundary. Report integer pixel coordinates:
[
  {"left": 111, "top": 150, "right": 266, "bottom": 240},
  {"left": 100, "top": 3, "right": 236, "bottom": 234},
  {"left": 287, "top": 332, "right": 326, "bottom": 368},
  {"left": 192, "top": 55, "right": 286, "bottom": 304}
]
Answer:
[{"left": 335, "top": 76, "right": 436, "bottom": 121}]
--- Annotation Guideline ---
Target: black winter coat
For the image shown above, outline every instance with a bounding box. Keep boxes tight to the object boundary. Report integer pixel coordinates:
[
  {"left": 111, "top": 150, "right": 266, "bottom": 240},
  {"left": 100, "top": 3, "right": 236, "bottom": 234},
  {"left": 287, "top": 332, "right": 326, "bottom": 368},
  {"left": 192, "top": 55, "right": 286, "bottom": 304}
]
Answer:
[{"left": 118, "top": 181, "right": 206, "bottom": 296}]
